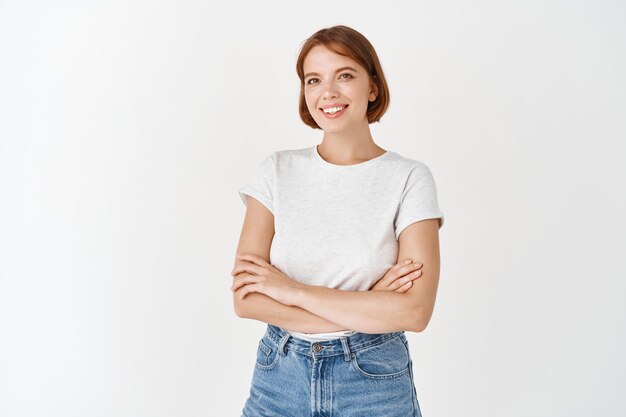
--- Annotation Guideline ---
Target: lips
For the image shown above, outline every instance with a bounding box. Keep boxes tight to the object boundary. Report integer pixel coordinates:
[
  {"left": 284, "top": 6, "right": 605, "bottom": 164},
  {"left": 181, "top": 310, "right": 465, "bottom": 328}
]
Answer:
[
  {"left": 320, "top": 103, "right": 349, "bottom": 110},
  {"left": 320, "top": 104, "right": 349, "bottom": 119}
]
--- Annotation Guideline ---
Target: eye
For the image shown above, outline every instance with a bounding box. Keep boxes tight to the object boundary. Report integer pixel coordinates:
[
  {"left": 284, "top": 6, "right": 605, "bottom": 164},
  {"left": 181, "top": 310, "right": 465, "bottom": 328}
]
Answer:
[
  {"left": 306, "top": 78, "right": 319, "bottom": 85},
  {"left": 339, "top": 73, "right": 354, "bottom": 79}
]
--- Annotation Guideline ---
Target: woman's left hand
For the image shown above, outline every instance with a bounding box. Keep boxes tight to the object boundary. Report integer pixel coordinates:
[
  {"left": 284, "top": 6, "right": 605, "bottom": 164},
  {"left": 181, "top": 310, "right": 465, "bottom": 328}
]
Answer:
[{"left": 230, "top": 253, "right": 305, "bottom": 306}]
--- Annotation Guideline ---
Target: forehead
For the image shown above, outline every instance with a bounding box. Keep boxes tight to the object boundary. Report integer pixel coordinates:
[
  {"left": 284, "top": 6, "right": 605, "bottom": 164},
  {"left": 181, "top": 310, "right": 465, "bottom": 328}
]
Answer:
[{"left": 303, "top": 45, "right": 362, "bottom": 72}]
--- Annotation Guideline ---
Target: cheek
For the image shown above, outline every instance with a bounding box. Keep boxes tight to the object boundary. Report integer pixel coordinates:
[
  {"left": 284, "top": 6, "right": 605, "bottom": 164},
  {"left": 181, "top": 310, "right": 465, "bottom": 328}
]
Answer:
[{"left": 304, "top": 93, "right": 318, "bottom": 113}]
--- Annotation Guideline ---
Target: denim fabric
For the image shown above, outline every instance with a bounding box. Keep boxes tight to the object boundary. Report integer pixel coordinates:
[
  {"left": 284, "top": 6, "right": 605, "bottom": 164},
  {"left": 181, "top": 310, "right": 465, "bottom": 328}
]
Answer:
[{"left": 241, "top": 324, "right": 423, "bottom": 417}]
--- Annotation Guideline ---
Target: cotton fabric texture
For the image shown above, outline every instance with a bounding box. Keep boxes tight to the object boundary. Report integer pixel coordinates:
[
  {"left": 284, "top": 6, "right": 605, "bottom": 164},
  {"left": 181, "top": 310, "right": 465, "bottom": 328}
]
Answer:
[{"left": 238, "top": 145, "right": 444, "bottom": 341}]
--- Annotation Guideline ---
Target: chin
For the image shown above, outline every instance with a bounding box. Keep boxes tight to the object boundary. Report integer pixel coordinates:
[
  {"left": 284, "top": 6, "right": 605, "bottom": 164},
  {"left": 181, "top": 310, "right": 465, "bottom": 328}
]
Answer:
[
  {"left": 317, "top": 120, "right": 348, "bottom": 131},
  {"left": 319, "top": 125, "right": 344, "bottom": 133}
]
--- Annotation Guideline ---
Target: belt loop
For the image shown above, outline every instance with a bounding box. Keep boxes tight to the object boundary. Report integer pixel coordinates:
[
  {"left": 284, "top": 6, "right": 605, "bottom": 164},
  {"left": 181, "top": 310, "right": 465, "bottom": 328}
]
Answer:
[
  {"left": 278, "top": 332, "right": 291, "bottom": 356},
  {"left": 340, "top": 337, "right": 352, "bottom": 362}
]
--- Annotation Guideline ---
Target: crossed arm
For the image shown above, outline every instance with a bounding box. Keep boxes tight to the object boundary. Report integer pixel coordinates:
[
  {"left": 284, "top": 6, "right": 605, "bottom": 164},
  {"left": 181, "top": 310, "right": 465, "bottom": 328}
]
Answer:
[{"left": 232, "top": 197, "right": 441, "bottom": 334}]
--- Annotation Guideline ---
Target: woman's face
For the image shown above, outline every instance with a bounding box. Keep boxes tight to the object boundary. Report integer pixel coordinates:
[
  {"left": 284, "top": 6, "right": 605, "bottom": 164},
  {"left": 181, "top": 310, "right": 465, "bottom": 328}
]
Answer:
[{"left": 303, "top": 45, "right": 377, "bottom": 133}]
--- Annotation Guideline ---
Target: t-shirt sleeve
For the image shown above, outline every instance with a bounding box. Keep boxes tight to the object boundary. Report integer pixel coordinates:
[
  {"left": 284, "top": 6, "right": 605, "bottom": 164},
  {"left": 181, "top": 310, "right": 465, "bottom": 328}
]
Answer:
[
  {"left": 238, "top": 152, "right": 276, "bottom": 215},
  {"left": 394, "top": 163, "right": 445, "bottom": 239}
]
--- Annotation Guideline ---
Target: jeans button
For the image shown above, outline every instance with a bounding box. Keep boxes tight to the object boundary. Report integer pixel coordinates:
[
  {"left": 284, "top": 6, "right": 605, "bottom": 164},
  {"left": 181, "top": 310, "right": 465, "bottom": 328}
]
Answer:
[{"left": 312, "top": 343, "right": 324, "bottom": 352}]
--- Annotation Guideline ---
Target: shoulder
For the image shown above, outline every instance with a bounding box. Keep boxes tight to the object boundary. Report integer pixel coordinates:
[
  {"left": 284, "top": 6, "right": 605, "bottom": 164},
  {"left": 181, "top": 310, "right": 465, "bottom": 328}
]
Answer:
[
  {"left": 265, "top": 146, "right": 314, "bottom": 167},
  {"left": 274, "top": 146, "right": 311, "bottom": 158},
  {"left": 381, "top": 150, "right": 435, "bottom": 176}
]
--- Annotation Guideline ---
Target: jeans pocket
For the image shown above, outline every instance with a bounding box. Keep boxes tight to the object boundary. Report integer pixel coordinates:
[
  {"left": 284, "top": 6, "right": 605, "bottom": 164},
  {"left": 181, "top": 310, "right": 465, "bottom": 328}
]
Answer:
[
  {"left": 351, "top": 334, "right": 410, "bottom": 380},
  {"left": 254, "top": 336, "right": 280, "bottom": 371}
]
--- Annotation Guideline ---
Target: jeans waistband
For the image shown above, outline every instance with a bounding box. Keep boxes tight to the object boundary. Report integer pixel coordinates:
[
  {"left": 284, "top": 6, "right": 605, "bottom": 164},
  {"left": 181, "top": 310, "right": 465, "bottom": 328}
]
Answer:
[{"left": 265, "top": 324, "right": 406, "bottom": 361}]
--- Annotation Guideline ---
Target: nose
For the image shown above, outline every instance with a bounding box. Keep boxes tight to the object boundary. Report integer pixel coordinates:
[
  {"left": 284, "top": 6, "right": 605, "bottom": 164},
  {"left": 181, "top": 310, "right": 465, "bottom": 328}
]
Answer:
[{"left": 322, "top": 81, "right": 339, "bottom": 100}]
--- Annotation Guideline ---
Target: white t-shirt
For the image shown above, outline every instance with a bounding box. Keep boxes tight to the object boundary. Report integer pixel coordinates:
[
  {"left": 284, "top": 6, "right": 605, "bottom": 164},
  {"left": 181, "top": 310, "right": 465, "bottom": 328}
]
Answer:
[{"left": 238, "top": 145, "right": 444, "bottom": 341}]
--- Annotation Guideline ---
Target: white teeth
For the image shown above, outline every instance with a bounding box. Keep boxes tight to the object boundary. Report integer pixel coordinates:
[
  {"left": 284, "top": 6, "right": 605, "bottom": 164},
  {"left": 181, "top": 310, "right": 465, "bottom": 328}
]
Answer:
[{"left": 323, "top": 106, "right": 345, "bottom": 114}]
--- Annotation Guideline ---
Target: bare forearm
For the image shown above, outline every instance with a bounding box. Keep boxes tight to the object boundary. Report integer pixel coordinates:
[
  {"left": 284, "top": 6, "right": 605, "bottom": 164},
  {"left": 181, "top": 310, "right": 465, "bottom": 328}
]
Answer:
[
  {"left": 233, "top": 290, "right": 350, "bottom": 333},
  {"left": 294, "top": 285, "right": 420, "bottom": 334}
]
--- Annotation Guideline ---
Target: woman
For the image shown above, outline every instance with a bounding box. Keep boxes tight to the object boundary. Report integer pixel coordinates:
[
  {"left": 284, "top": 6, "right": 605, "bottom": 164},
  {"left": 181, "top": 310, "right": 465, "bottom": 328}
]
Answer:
[{"left": 231, "top": 25, "right": 444, "bottom": 417}]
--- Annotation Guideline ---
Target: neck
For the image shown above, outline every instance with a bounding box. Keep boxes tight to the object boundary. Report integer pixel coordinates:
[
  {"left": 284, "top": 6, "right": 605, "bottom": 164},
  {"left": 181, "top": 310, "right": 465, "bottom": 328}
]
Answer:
[{"left": 318, "top": 122, "right": 385, "bottom": 165}]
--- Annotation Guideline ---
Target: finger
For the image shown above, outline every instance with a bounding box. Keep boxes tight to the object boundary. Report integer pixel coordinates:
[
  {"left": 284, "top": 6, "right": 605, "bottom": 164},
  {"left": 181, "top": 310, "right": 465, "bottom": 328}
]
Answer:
[
  {"left": 239, "top": 283, "right": 260, "bottom": 300},
  {"left": 382, "top": 260, "right": 421, "bottom": 286},
  {"left": 230, "top": 262, "right": 254, "bottom": 277},
  {"left": 236, "top": 253, "right": 271, "bottom": 268},
  {"left": 390, "top": 276, "right": 410, "bottom": 290},
  {"left": 379, "top": 272, "right": 401, "bottom": 287},
  {"left": 379, "top": 261, "right": 410, "bottom": 285},
  {"left": 381, "top": 263, "right": 415, "bottom": 287},
  {"left": 231, "top": 259, "right": 254, "bottom": 274},
  {"left": 231, "top": 271, "right": 252, "bottom": 280},
  {"left": 401, "top": 269, "right": 422, "bottom": 283},
  {"left": 231, "top": 274, "right": 261, "bottom": 292},
  {"left": 397, "top": 262, "right": 423, "bottom": 278},
  {"left": 395, "top": 280, "right": 413, "bottom": 293},
  {"left": 231, "top": 278, "right": 244, "bottom": 292},
  {"left": 392, "top": 269, "right": 423, "bottom": 290},
  {"left": 392, "top": 259, "right": 413, "bottom": 272},
  {"left": 231, "top": 262, "right": 265, "bottom": 276},
  {"left": 232, "top": 278, "right": 255, "bottom": 292}
]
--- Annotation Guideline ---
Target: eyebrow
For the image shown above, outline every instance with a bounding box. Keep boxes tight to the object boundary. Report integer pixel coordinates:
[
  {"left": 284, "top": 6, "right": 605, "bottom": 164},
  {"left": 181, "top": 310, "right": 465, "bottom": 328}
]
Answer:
[{"left": 304, "top": 66, "right": 358, "bottom": 78}]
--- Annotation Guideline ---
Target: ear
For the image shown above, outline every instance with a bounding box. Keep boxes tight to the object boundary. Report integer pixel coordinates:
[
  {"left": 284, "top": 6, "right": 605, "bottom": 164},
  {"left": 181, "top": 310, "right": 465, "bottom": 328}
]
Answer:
[{"left": 369, "top": 78, "right": 379, "bottom": 101}]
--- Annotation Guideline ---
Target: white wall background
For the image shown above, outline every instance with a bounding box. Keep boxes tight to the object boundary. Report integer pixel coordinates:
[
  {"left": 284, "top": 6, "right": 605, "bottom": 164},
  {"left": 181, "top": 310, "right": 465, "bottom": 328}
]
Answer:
[{"left": 1, "top": 1, "right": 625, "bottom": 416}]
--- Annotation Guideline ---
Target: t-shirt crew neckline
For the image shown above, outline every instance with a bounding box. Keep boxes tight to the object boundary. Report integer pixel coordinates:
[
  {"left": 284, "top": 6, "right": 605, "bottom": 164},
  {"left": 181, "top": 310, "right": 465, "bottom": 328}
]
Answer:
[
  {"left": 312, "top": 145, "right": 392, "bottom": 169},
  {"left": 311, "top": 145, "right": 392, "bottom": 169}
]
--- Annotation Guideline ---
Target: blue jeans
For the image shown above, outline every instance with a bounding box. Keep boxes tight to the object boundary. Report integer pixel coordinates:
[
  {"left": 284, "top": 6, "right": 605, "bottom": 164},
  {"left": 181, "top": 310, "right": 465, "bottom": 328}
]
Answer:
[{"left": 241, "top": 324, "right": 423, "bottom": 417}]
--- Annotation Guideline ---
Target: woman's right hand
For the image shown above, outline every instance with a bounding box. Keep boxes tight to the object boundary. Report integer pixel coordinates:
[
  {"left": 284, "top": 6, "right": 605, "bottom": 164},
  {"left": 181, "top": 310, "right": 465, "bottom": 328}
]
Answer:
[{"left": 369, "top": 258, "right": 423, "bottom": 293}]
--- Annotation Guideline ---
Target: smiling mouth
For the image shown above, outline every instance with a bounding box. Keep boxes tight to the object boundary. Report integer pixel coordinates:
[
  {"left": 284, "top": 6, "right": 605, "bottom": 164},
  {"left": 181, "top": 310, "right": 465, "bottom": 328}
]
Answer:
[{"left": 320, "top": 104, "right": 349, "bottom": 117}]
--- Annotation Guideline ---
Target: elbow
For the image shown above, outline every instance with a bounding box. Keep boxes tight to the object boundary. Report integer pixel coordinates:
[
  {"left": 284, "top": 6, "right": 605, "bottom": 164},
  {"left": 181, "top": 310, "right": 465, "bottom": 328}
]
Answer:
[
  {"left": 408, "top": 305, "right": 432, "bottom": 333},
  {"left": 411, "top": 317, "right": 428, "bottom": 333},
  {"left": 233, "top": 291, "right": 247, "bottom": 318},
  {"left": 418, "top": 311, "right": 435, "bottom": 333},
  {"left": 409, "top": 316, "right": 426, "bottom": 333}
]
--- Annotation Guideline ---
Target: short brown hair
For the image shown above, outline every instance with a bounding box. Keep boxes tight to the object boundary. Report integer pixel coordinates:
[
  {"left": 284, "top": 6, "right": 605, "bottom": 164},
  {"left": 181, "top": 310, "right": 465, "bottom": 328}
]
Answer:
[{"left": 295, "top": 25, "right": 390, "bottom": 129}]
